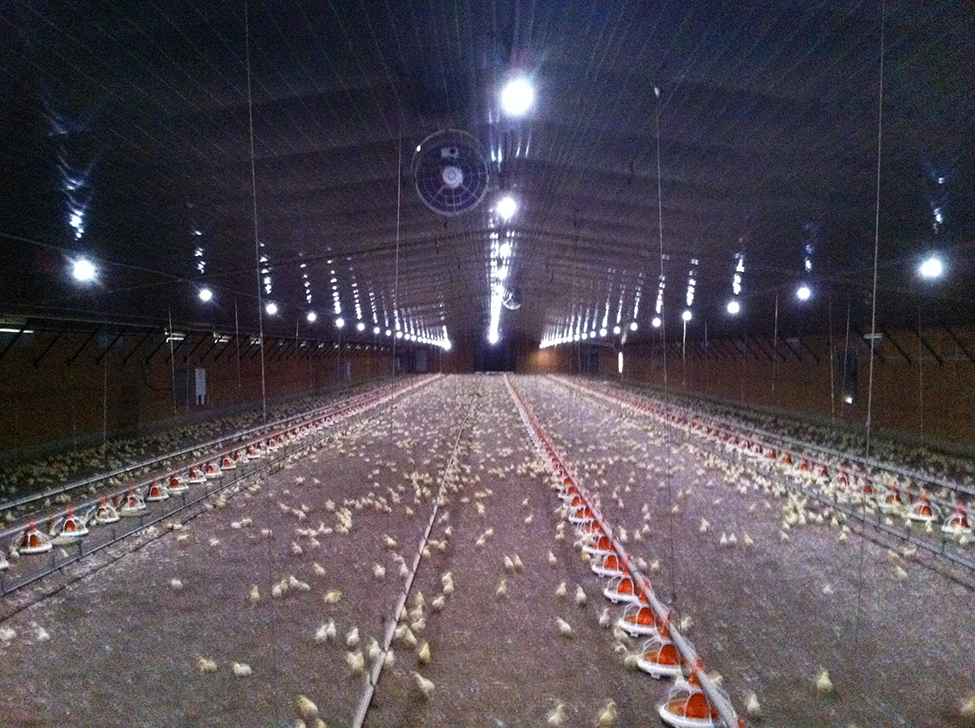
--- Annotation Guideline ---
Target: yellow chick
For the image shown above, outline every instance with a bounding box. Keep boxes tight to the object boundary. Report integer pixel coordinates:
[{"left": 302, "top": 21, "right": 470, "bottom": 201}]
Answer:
[
  {"left": 249, "top": 585, "right": 260, "bottom": 605},
  {"left": 413, "top": 671, "right": 435, "bottom": 698},
  {"left": 597, "top": 699, "right": 617, "bottom": 727},
  {"left": 556, "top": 617, "right": 573, "bottom": 637},
  {"left": 547, "top": 702, "right": 567, "bottom": 726},
  {"left": 496, "top": 579, "right": 508, "bottom": 599},
  {"left": 815, "top": 667, "right": 833, "bottom": 695},
  {"left": 418, "top": 641, "right": 431, "bottom": 664},
  {"left": 295, "top": 695, "right": 318, "bottom": 722}
]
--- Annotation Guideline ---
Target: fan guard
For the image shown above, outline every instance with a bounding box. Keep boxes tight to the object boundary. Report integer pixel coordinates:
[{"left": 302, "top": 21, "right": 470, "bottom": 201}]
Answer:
[
  {"left": 412, "top": 129, "right": 489, "bottom": 216},
  {"left": 502, "top": 287, "right": 522, "bottom": 310}
]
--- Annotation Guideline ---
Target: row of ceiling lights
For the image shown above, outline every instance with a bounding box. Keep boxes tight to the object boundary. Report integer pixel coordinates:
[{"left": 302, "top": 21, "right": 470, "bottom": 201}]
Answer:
[
  {"left": 68, "top": 259, "right": 452, "bottom": 350},
  {"left": 539, "top": 254, "right": 947, "bottom": 348}
]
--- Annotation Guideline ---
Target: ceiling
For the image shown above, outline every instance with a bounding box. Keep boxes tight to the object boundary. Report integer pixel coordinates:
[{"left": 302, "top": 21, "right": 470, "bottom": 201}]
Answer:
[{"left": 1, "top": 0, "right": 973, "bottom": 349}]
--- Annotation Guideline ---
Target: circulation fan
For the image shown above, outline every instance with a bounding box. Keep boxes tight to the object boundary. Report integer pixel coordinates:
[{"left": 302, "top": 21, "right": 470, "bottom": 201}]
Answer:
[
  {"left": 502, "top": 286, "right": 522, "bottom": 310},
  {"left": 412, "top": 129, "right": 489, "bottom": 216}
]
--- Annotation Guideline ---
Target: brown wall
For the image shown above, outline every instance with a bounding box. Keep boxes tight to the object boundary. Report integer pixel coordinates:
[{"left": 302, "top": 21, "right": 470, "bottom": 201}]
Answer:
[
  {"left": 0, "top": 329, "right": 466, "bottom": 451},
  {"left": 518, "top": 326, "right": 975, "bottom": 447}
]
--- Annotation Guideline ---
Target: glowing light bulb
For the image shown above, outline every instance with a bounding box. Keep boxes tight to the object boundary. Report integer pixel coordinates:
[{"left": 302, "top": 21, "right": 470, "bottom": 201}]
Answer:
[
  {"left": 72, "top": 258, "right": 96, "bottom": 282},
  {"left": 796, "top": 284, "right": 812, "bottom": 301},
  {"left": 682, "top": 310, "right": 692, "bottom": 322},
  {"left": 198, "top": 287, "right": 213, "bottom": 303},
  {"left": 306, "top": 311, "right": 317, "bottom": 323},
  {"left": 335, "top": 317, "right": 345, "bottom": 328},
  {"left": 500, "top": 77, "right": 534, "bottom": 116},
  {"left": 265, "top": 302, "right": 278, "bottom": 315},
  {"left": 918, "top": 256, "right": 943, "bottom": 279},
  {"left": 497, "top": 196, "right": 517, "bottom": 221},
  {"left": 727, "top": 300, "right": 740, "bottom": 315}
]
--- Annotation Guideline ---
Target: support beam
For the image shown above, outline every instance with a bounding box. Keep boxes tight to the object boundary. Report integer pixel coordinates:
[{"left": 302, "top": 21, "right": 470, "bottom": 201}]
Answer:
[
  {"left": 944, "top": 325, "right": 975, "bottom": 366},
  {"left": 67, "top": 328, "right": 99, "bottom": 367},
  {"left": 0, "top": 325, "right": 27, "bottom": 362},
  {"left": 878, "top": 325, "right": 912, "bottom": 364},
  {"left": 915, "top": 330, "right": 943, "bottom": 366},
  {"left": 94, "top": 328, "right": 127, "bottom": 366},
  {"left": 121, "top": 329, "right": 156, "bottom": 366},
  {"left": 781, "top": 337, "right": 804, "bottom": 362},
  {"left": 32, "top": 327, "right": 66, "bottom": 367}
]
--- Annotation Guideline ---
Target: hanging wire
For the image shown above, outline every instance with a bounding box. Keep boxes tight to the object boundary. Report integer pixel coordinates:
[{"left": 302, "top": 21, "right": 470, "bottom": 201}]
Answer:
[
  {"left": 828, "top": 293, "right": 836, "bottom": 423},
  {"left": 852, "top": 0, "right": 887, "bottom": 671},
  {"left": 653, "top": 85, "right": 680, "bottom": 608},
  {"left": 244, "top": 0, "right": 268, "bottom": 426},
  {"left": 243, "top": 2, "right": 279, "bottom": 724}
]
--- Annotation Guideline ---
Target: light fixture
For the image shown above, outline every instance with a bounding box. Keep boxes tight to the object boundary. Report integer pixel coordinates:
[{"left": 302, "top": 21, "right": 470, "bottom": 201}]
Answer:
[
  {"left": 682, "top": 310, "right": 692, "bottom": 322},
  {"left": 617, "top": 351, "right": 623, "bottom": 374},
  {"left": 496, "top": 195, "right": 517, "bottom": 221},
  {"left": 727, "top": 300, "right": 740, "bottom": 315},
  {"left": 385, "top": 329, "right": 392, "bottom": 336},
  {"left": 306, "top": 311, "right": 317, "bottom": 323},
  {"left": 613, "top": 325, "right": 621, "bottom": 335},
  {"left": 918, "top": 255, "right": 943, "bottom": 279},
  {"left": 500, "top": 77, "right": 534, "bottom": 116},
  {"left": 71, "top": 258, "right": 96, "bottom": 282},
  {"left": 843, "top": 395, "right": 854, "bottom": 404},
  {"left": 599, "top": 327, "right": 608, "bottom": 337},
  {"left": 335, "top": 317, "right": 345, "bottom": 328},
  {"left": 356, "top": 321, "right": 365, "bottom": 331},
  {"left": 796, "top": 284, "right": 812, "bottom": 301},
  {"left": 488, "top": 331, "right": 499, "bottom": 345},
  {"left": 373, "top": 326, "right": 381, "bottom": 335},
  {"left": 629, "top": 322, "right": 638, "bottom": 331},
  {"left": 198, "top": 287, "right": 213, "bottom": 303},
  {"left": 652, "top": 317, "right": 661, "bottom": 328},
  {"left": 499, "top": 241, "right": 512, "bottom": 257},
  {"left": 264, "top": 301, "right": 278, "bottom": 315}
]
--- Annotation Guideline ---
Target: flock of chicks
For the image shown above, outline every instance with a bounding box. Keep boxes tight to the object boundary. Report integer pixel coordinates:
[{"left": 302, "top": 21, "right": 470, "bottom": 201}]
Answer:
[
  {"left": 4, "top": 372, "right": 975, "bottom": 726},
  {"left": 549, "top": 375, "right": 975, "bottom": 723}
]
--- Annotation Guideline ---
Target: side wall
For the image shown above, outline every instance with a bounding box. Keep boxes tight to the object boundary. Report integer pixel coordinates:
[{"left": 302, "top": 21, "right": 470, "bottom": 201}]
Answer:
[
  {"left": 0, "top": 329, "right": 466, "bottom": 451},
  {"left": 519, "top": 326, "right": 975, "bottom": 446}
]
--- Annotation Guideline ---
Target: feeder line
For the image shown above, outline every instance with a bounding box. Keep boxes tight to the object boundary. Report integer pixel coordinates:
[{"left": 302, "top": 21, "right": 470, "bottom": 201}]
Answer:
[
  {"left": 351, "top": 383, "right": 481, "bottom": 728},
  {"left": 504, "top": 376, "right": 741, "bottom": 728}
]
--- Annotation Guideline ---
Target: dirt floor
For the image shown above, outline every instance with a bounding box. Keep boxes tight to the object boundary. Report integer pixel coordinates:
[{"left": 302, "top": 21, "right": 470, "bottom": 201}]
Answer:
[{"left": 0, "top": 374, "right": 973, "bottom": 727}]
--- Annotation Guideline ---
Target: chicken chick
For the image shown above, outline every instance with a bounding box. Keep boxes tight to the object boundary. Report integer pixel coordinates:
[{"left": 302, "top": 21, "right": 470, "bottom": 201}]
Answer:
[
  {"left": 413, "top": 671, "right": 435, "bottom": 698},
  {"left": 296, "top": 695, "right": 319, "bottom": 722},
  {"left": 597, "top": 699, "right": 617, "bottom": 727},
  {"left": 815, "top": 667, "right": 833, "bottom": 696},
  {"left": 547, "top": 702, "right": 567, "bottom": 726}
]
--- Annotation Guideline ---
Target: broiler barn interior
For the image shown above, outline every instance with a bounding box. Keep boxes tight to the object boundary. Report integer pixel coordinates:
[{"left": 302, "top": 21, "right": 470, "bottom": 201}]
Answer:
[{"left": 1, "top": 2, "right": 974, "bottom": 727}]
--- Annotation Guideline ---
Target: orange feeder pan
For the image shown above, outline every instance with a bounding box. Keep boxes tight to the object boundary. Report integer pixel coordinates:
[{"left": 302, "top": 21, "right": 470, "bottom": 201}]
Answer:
[
  {"left": 94, "top": 495, "right": 120, "bottom": 524},
  {"left": 118, "top": 489, "right": 147, "bottom": 517},
  {"left": 18, "top": 521, "right": 52, "bottom": 555},
  {"left": 603, "top": 574, "right": 641, "bottom": 604},
  {"left": 591, "top": 551, "right": 627, "bottom": 578},
  {"left": 51, "top": 505, "right": 89, "bottom": 543},
  {"left": 569, "top": 505, "right": 595, "bottom": 525},
  {"left": 204, "top": 461, "right": 223, "bottom": 479},
  {"left": 657, "top": 672, "right": 722, "bottom": 728},
  {"left": 637, "top": 623, "right": 684, "bottom": 678},
  {"left": 145, "top": 480, "right": 169, "bottom": 503},
  {"left": 942, "top": 503, "right": 972, "bottom": 537},
  {"left": 583, "top": 535, "right": 615, "bottom": 556},
  {"left": 908, "top": 494, "right": 939, "bottom": 523},
  {"left": 618, "top": 603, "right": 658, "bottom": 636},
  {"left": 168, "top": 473, "right": 189, "bottom": 494},
  {"left": 187, "top": 467, "right": 207, "bottom": 485}
]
